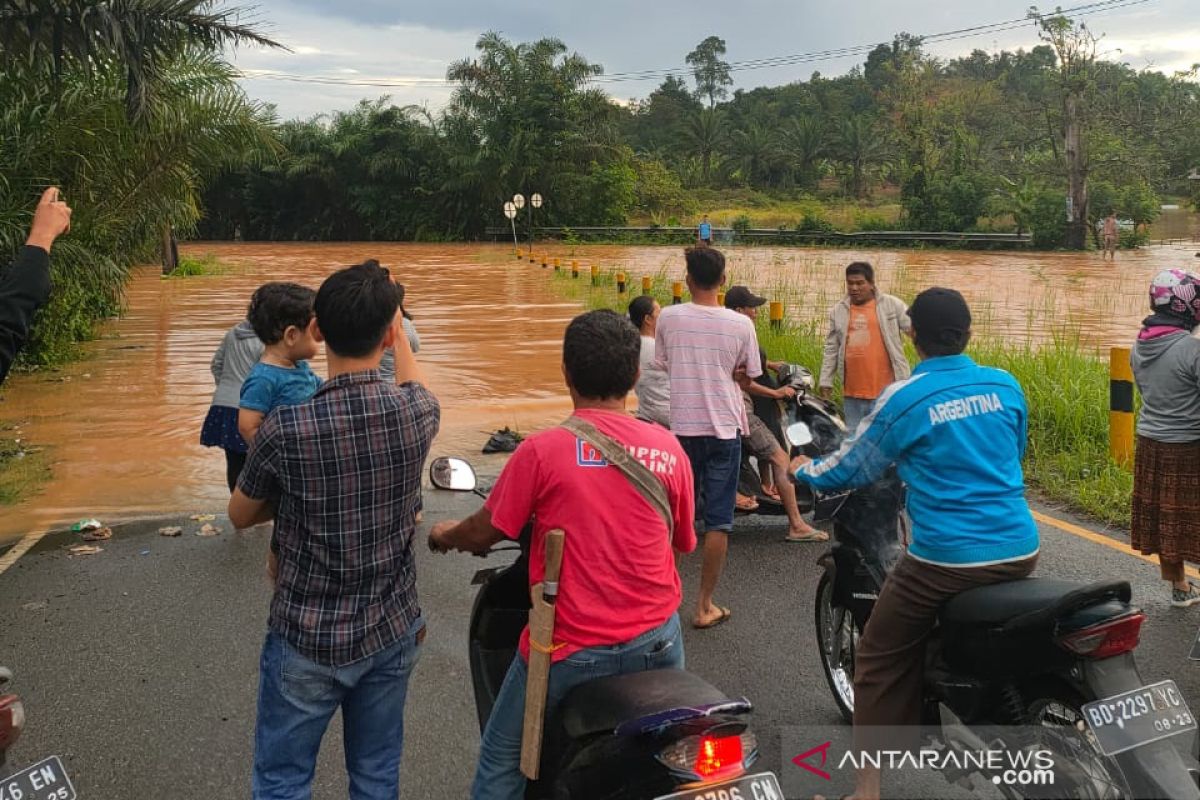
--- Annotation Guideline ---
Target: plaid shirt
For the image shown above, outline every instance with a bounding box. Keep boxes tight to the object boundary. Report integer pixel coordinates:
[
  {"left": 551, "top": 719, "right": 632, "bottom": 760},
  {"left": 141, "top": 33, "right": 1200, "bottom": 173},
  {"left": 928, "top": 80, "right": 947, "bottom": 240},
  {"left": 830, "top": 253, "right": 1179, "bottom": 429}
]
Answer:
[{"left": 238, "top": 370, "right": 440, "bottom": 667}]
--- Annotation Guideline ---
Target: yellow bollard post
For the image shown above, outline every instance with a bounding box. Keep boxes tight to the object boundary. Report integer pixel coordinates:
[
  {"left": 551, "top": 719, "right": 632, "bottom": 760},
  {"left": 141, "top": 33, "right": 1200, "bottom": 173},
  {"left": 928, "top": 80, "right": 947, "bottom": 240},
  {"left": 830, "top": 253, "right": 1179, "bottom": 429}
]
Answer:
[
  {"left": 591, "top": 264, "right": 599, "bottom": 286},
  {"left": 541, "top": 256, "right": 548, "bottom": 269},
  {"left": 717, "top": 290, "right": 725, "bottom": 307},
  {"left": 617, "top": 272, "right": 626, "bottom": 294},
  {"left": 554, "top": 258, "right": 561, "bottom": 272},
  {"left": 770, "top": 301, "right": 784, "bottom": 331},
  {"left": 571, "top": 261, "right": 579, "bottom": 279},
  {"left": 672, "top": 281, "right": 683, "bottom": 305},
  {"left": 1109, "top": 347, "right": 1134, "bottom": 466},
  {"left": 642, "top": 276, "right": 652, "bottom": 294}
]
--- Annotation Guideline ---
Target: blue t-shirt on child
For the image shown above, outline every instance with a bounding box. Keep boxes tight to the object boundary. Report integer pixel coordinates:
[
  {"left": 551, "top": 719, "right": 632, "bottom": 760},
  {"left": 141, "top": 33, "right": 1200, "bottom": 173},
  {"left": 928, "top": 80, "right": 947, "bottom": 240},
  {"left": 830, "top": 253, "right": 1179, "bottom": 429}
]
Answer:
[{"left": 239, "top": 361, "right": 322, "bottom": 414}]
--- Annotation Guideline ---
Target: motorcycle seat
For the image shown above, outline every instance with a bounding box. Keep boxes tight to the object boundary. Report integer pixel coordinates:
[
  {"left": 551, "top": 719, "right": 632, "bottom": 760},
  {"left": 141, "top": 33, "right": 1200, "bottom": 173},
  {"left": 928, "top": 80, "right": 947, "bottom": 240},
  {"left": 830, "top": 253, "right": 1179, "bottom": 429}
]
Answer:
[
  {"left": 939, "top": 578, "right": 1132, "bottom": 628},
  {"left": 560, "top": 668, "right": 733, "bottom": 738}
]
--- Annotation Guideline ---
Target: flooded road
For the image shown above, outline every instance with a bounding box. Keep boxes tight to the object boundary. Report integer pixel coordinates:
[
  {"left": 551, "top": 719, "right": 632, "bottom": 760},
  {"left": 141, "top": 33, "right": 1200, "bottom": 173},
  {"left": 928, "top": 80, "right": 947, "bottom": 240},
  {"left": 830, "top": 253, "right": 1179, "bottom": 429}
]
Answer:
[{"left": 1, "top": 236, "right": 1198, "bottom": 543}]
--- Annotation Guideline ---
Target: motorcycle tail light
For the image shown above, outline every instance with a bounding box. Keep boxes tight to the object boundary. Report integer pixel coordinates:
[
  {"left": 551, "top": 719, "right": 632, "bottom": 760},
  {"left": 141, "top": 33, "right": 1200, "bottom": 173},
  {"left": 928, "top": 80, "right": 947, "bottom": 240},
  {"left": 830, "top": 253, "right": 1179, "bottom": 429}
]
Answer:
[
  {"left": 1058, "top": 613, "right": 1145, "bottom": 659},
  {"left": 657, "top": 731, "right": 756, "bottom": 783},
  {"left": 0, "top": 694, "right": 25, "bottom": 753}
]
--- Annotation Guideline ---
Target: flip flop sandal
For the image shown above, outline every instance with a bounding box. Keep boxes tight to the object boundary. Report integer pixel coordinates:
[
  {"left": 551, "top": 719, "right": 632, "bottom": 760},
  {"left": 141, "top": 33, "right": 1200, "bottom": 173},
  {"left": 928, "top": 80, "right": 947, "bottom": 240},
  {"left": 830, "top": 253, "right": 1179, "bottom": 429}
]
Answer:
[
  {"left": 784, "top": 530, "right": 829, "bottom": 543},
  {"left": 693, "top": 606, "right": 732, "bottom": 630},
  {"left": 735, "top": 497, "right": 759, "bottom": 513}
]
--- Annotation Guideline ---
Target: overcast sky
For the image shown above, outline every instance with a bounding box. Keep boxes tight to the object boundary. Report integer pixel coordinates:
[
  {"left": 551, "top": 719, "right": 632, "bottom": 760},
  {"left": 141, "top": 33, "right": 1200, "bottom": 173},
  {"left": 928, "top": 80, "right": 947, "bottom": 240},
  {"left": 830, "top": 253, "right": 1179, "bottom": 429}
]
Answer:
[{"left": 229, "top": 0, "right": 1200, "bottom": 119}]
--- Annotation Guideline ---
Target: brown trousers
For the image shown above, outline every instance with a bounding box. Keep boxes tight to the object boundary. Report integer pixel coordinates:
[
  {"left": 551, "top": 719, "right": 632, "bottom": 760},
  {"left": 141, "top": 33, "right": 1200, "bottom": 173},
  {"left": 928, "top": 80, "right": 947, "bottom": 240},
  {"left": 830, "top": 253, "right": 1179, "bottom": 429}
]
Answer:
[{"left": 853, "top": 552, "right": 1038, "bottom": 740}]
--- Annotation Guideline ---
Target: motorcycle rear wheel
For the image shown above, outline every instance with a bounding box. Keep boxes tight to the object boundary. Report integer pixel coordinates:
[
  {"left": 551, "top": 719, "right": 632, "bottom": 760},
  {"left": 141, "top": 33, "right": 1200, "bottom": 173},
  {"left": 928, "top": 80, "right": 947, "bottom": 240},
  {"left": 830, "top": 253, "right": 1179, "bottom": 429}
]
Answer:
[{"left": 815, "top": 570, "right": 857, "bottom": 724}]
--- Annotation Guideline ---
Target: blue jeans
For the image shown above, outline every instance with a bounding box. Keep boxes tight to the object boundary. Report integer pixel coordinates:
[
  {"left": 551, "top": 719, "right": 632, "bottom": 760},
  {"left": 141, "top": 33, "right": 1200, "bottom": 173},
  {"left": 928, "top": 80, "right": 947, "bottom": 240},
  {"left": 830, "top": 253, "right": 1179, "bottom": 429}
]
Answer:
[
  {"left": 678, "top": 435, "right": 742, "bottom": 533},
  {"left": 842, "top": 397, "right": 877, "bottom": 434},
  {"left": 471, "top": 613, "right": 685, "bottom": 800},
  {"left": 252, "top": 620, "right": 424, "bottom": 800}
]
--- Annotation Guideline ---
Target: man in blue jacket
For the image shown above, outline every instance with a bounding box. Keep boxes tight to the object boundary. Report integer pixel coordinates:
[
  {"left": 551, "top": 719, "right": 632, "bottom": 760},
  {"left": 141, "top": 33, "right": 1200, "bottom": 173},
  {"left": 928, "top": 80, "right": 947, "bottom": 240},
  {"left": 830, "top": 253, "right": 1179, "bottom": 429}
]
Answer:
[{"left": 794, "top": 287, "right": 1039, "bottom": 800}]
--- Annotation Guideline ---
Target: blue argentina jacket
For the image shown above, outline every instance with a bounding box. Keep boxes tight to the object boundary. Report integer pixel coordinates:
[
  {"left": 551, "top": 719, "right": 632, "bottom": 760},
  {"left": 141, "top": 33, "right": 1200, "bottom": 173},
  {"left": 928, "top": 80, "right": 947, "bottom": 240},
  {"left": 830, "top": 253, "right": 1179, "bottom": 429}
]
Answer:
[{"left": 795, "top": 354, "right": 1039, "bottom": 567}]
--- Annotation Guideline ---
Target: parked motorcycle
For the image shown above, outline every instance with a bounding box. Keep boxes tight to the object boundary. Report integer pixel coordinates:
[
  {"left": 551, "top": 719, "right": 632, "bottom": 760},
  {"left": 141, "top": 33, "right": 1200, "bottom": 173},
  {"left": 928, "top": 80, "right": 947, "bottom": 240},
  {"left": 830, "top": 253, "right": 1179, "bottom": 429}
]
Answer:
[
  {"left": 430, "top": 457, "right": 781, "bottom": 800},
  {"left": 792, "top": 418, "right": 1200, "bottom": 799},
  {"left": 736, "top": 363, "right": 844, "bottom": 517}
]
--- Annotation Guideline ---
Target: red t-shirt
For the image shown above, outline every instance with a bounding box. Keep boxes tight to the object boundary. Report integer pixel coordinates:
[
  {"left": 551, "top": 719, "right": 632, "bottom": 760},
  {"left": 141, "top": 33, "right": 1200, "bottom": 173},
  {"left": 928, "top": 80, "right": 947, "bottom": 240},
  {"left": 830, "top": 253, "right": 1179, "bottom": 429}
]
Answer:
[{"left": 484, "top": 409, "right": 697, "bottom": 663}]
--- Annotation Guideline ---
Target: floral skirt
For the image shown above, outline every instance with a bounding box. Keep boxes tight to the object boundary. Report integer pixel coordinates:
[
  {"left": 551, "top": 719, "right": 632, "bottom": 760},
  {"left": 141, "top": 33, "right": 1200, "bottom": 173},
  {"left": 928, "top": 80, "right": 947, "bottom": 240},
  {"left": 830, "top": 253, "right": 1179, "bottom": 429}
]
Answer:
[
  {"left": 1131, "top": 436, "right": 1200, "bottom": 564},
  {"left": 200, "top": 405, "right": 248, "bottom": 453}
]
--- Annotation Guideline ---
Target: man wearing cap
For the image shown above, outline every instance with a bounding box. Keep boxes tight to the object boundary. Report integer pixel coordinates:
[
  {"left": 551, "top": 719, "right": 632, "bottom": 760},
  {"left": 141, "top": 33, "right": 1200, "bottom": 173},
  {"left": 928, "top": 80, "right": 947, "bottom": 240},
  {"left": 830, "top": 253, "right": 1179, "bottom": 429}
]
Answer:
[
  {"left": 794, "top": 288, "right": 1039, "bottom": 800},
  {"left": 819, "top": 262, "right": 911, "bottom": 431},
  {"left": 726, "top": 286, "right": 825, "bottom": 542}
]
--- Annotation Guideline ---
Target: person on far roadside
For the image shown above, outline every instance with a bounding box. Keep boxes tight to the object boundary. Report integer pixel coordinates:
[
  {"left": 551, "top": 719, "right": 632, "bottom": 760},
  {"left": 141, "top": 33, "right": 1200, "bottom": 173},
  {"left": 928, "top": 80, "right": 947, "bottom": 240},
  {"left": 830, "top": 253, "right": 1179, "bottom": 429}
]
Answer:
[
  {"left": 1130, "top": 269, "right": 1200, "bottom": 607},
  {"left": 818, "top": 262, "right": 911, "bottom": 431},
  {"left": 1103, "top": 212, "right": 1119, "bottom": 261},
  {"left": 725, "top": 285, "right": 826, "bottom": 543},
  {"left": 796, "top": 288, "right": 1039, "bottom": 800},
  {"left": 656, "top": 247, "right": 761, "bottom": 629},
  {"left": 628, "top": 294, "right": 670, "bottom": 428},
  {"left": 697, "top": 214, "right": 713, "bottom": 246},
  {"left": 229, "top": 260, "right": 439, "bottom": 800},
  {"left": 428, "top": 309, "right": 696, "bottom": 800},
  {"left": 0, "top": 187, "right": 72, "bottom": 387}
]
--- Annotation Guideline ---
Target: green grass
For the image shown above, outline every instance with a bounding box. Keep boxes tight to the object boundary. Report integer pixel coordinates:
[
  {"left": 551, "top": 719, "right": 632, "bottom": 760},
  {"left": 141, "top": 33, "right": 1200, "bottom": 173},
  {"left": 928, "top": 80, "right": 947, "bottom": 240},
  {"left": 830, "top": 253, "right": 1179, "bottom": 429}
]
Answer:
[
  {"left": 164, "top": 252, "right": 229, "bottom": 278},
  {"left": 538, "top": 258, "right": 1133, "bottom": 528},
  {"left": 0, "top": 432, "right": 51, "bottom": 506}
]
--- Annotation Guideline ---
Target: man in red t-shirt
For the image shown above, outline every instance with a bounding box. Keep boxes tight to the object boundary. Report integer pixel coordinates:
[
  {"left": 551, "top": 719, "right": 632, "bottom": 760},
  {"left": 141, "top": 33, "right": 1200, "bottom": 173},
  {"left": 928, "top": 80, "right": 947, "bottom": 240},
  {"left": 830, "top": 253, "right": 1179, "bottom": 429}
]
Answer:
[{"left": 429, "top": 309, "right": 696, "bottom": 800}]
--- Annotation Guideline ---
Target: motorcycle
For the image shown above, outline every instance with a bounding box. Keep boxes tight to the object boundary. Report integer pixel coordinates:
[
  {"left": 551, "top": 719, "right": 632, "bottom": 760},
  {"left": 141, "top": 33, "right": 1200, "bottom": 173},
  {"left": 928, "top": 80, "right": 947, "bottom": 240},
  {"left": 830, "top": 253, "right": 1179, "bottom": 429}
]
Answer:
[
  {"left": 791, "top": 417, "right": 1200, "bottom": 799},
  {"left": 736, "top": 363, "right": 845, "bottom": 517},
  {"left": 0, "top": 668, "right": 74, "bottom": 799},
  {"left": 429, "top": 457, "right": 781, "bottom": 800}
]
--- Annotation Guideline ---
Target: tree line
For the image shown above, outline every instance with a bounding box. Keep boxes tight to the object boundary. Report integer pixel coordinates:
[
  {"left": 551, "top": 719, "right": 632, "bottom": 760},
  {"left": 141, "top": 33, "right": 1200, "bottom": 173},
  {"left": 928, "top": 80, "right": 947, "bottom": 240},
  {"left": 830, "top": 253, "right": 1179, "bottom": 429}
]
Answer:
[{"left": 201, "top": 18, "right": 1200, "bottom": 248}]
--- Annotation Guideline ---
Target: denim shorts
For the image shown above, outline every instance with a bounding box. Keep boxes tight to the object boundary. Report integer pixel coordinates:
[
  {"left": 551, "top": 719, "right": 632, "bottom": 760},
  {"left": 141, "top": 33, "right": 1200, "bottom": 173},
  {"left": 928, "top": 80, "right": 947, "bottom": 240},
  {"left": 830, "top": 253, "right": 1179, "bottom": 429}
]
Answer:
[{"left": 678, "top": 435, "right": 741, "bottom": 533}]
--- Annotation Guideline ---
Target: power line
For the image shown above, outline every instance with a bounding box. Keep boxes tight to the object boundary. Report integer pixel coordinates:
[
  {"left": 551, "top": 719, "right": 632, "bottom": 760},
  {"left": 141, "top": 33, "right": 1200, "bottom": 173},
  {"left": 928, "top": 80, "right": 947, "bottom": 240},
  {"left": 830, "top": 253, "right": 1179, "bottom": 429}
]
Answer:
[{"left": 236, "top": 0, "right": 1153, "bottom": 90}]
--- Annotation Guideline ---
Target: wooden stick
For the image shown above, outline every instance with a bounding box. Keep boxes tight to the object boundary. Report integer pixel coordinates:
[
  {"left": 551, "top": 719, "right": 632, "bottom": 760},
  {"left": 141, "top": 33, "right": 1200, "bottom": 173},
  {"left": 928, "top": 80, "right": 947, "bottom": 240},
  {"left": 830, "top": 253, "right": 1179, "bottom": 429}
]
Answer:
[{"left": 520, "top": 529, "right": 565, "bottom": 780}]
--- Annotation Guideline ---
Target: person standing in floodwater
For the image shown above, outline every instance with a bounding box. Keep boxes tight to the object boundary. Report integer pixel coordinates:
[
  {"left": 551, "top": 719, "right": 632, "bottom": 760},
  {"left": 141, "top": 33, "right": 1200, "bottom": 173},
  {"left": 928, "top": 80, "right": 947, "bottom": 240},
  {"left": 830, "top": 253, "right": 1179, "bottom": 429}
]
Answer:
[
  {"left": 1103, "top": 212, "right": 1119, "bottom": 260},
  {"left": 201, "top": 309, "right": 265, "bottom": 491},
  {"left": 1130, "top": 268, "right": 1200, "bottom": 607},
  {"left": 697, "top": 215, "right": 713, "bottom": 246}
]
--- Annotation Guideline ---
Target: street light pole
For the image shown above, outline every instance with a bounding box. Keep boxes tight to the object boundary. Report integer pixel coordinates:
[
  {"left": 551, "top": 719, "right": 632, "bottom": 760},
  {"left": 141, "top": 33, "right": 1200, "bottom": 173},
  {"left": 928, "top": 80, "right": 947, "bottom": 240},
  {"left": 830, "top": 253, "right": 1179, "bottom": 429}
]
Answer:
[{"left": 503, "top": 201, "right": 518, "bottom": 254}]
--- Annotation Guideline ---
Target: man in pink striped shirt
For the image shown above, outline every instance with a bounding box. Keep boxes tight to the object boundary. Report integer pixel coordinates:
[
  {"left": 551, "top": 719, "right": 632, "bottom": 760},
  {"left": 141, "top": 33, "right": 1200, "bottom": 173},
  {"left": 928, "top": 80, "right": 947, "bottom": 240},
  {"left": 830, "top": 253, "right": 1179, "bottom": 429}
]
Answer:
[{"left": 655, "top": 247, "right": 762, "bottom": 629}]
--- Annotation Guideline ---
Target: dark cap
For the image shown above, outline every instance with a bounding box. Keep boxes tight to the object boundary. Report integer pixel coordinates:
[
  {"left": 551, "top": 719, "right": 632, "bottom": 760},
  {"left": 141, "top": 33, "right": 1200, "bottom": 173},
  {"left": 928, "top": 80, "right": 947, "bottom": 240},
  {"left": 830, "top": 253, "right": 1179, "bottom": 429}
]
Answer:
[
  {"left": 724, "top": 285, "right": 767, "bottom": 310},
  {"left": 907, "top": 287, "right": 972, "bottom": 348}
]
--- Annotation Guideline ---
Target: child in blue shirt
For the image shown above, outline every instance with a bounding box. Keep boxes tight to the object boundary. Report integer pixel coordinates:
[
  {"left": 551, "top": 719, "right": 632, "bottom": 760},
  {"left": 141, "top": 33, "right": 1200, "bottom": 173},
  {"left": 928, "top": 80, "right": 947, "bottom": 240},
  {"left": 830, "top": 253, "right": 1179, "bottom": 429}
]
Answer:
[{"left": 238, "top": 282, "right": 322, "bottom": 445}]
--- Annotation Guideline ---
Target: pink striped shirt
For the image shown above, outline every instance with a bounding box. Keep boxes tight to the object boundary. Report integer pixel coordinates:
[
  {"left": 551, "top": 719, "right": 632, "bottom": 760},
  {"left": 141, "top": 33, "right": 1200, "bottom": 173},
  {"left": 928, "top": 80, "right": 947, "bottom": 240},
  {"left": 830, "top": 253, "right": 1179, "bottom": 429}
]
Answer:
[{"left": 655, "top": 303, "right": 762, "bottom": 439}]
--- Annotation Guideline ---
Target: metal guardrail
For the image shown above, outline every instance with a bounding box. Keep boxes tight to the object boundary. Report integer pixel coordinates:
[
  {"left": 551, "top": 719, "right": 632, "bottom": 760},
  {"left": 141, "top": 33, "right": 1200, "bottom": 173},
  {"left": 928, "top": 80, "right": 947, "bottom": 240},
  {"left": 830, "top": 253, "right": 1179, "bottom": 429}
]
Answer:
[{"left": 485, "top": 226, "right": 1033, "bottom": 245}]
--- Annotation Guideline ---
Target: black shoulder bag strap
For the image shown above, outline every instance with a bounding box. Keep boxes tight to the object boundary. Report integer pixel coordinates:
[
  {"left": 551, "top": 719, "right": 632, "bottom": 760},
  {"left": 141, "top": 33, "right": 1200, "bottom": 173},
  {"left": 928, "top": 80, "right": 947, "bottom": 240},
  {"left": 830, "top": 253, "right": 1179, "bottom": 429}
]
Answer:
[{"left": 559, "top": 416, "right": 674, "bottom": 536}]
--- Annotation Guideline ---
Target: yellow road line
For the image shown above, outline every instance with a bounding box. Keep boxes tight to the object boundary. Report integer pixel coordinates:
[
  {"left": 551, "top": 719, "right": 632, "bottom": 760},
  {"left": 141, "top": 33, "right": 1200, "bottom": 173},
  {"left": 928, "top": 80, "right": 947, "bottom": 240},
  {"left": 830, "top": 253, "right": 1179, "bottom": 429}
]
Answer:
[
  {"left": 1031, "top": 509, "right": 1200, "bottom": 580},
  {"left": 0, "top": 528, "right": 52, "bottom": 577}
]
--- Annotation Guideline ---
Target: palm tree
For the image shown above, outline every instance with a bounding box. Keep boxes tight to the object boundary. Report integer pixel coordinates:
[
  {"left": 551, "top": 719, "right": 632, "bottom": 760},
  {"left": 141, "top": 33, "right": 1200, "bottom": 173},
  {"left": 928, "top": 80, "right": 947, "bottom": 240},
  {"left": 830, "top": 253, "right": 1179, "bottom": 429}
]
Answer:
[
  {"left": 681, "top": 109, "right": 727, "bottom": 185},
  {"left": 835, "top": 116, "right": 887, "bottom": 198},
  {"left": 782, "top": 115, "right": 826, "bottom": 189},
  {"left": 0, "top": 0, "right": 283, "bottom": 118},
  {"left": 728, "top": 123, "right": 782, "bottom": 187}
]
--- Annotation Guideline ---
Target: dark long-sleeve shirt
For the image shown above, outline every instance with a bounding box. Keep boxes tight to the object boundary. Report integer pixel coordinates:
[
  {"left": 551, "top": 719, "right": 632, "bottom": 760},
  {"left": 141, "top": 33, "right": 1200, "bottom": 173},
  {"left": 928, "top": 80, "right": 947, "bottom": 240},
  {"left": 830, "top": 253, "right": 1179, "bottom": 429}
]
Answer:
[{"left": 0, "top": 246, "right": 51, "bottom": 386}]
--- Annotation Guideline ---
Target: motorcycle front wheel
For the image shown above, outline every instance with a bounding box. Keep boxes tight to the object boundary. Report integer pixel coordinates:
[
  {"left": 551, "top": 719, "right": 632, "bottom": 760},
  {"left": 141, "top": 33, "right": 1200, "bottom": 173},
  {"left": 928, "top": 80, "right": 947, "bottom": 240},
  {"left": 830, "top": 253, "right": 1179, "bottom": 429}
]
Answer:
[{"left": 815, "top": 570, "right": 858, "bottom": 724}]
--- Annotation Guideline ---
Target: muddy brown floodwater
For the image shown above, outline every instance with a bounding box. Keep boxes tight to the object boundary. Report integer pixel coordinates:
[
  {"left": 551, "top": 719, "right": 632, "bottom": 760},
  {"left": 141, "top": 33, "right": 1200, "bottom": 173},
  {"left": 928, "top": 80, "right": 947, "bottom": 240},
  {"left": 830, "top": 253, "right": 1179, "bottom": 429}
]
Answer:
[{"left": 0, "top": 233, "right": 1198, "bottom": 544}]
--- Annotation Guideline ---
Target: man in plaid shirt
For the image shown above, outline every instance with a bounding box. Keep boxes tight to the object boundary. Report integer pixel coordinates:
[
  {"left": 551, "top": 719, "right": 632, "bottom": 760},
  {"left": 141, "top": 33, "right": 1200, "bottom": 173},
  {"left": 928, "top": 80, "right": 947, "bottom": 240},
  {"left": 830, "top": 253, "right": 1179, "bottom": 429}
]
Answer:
[{"left": 229, "top": 260, "right": 440, "bottom": 800}]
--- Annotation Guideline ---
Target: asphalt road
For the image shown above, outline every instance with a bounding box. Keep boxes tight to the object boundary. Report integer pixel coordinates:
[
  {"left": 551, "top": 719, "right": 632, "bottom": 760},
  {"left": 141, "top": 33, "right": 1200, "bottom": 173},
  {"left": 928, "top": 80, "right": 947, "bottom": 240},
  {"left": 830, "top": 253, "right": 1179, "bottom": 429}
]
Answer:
[{"left": 2, "top": 488, "right": 1199, "bottom": 799}]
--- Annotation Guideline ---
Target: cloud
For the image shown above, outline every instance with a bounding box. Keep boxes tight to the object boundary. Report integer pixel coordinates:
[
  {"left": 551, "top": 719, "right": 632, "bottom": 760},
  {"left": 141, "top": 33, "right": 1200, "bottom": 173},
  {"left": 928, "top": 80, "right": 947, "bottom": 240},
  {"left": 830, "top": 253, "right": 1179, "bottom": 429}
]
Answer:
[{"left": 230, "top": 0, "right": 1199, "bottom": 119}]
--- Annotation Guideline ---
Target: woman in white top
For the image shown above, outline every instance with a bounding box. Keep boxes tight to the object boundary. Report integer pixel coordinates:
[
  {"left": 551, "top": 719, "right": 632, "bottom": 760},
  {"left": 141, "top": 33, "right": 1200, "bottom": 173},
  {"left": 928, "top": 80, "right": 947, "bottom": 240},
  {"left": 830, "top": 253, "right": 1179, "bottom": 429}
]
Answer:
[{"left": 628, "top": 295, "right": 671, "bottom": 427}]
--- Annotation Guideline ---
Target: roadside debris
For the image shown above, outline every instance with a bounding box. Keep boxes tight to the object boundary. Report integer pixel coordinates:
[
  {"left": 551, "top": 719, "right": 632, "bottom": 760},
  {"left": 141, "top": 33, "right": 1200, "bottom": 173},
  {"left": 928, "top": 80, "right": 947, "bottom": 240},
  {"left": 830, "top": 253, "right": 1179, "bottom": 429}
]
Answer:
[
  {"left": 70, "top": 519, "right": 103, "bottom": 533},
  {"left": 21, "top": 602, "right": 46, "bottom": 611},
  {"left": 81, "top": 526, "right": 112, "bottom": 542},
  {"left": 189, "top": 514, "right": 216, "bottom": 522},
  {"left": 158, "top": 526, "right": 183, "bottom": 537},
  {"left": 196, "top": 523, "right": 221, "bottom": 537},
  {"left": 67, "top": 544, "right": 103, "bottom": 556},
  {"left": 483, "top": 427, "right": 524, "bottom": 454}
]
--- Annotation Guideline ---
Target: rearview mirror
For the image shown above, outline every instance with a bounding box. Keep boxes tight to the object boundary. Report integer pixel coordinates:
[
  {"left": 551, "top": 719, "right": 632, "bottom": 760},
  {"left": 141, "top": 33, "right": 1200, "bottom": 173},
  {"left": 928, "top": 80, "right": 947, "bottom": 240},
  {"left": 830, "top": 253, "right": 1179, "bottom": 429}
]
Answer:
[
  {"left": 430, "top": 457, "right": 477, "bottom": 491},
  {"left": 785, "top": 422, "right": 814, "bottom": 448}
]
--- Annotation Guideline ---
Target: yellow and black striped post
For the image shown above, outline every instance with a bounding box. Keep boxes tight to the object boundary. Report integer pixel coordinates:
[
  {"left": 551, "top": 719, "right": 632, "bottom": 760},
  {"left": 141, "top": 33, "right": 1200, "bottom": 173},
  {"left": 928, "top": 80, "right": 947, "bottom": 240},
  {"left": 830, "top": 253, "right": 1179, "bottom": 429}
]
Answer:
[
  {"left": 571, "top": 261, "right": 579, "bottom": 279},
  {"left": 770, "top": 301, "right": 784, "bottom": 331},
  {"left": 1109, "top": 347, "right": 1134, "bottom": 466},
  {"left": 554, "top": 258, "right": 561, "bottom": 272},
  {"left": 672, "top": 281, "right": 683, "bottom": 305},
  {"left": 617, "top": 272, "right": 627, "bottom": 294},
  {"left": 541, "top": 256, "right": 548, "bottom": 269},
  {"left": 642, "top": 276, "right": 652, "bottom": 294},
  {"left": 591, "top": 264, "right": 599, "bottom": 286}
]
